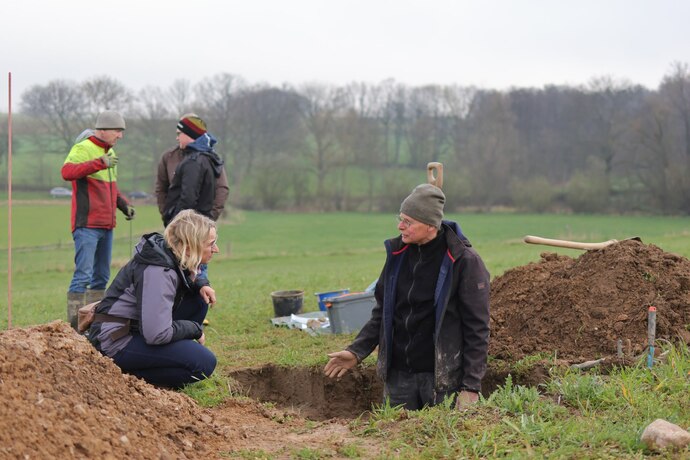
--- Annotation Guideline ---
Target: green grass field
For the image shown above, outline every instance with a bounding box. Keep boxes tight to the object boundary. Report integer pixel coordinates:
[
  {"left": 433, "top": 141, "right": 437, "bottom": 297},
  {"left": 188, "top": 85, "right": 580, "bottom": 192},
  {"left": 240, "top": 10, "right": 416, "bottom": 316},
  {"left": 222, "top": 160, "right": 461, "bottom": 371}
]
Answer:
[
  {"left": 3, "top": 204, "right": 690, "bottom": 330},
  {"left": 1, "top": 204, "right": 689, "bottom": 457}
]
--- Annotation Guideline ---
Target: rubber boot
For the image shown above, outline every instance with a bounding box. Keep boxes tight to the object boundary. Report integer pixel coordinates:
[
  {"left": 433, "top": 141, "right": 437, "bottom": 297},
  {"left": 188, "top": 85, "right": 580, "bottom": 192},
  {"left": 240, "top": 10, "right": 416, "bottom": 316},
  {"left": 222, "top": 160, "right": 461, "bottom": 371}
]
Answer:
[
  {"left": 85, "top": 289, "right": 106, "bottom": 305},
  {"left": 67, "top": 292, "right": 85, "bottom": 331}
]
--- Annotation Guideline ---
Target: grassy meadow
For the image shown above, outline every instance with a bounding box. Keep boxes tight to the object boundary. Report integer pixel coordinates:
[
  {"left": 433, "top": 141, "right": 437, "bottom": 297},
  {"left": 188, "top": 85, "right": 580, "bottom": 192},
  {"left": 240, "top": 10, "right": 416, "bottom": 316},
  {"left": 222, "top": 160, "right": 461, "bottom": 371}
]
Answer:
[{"left": 1, "top": 203, "right": 689, "bottom": 457}]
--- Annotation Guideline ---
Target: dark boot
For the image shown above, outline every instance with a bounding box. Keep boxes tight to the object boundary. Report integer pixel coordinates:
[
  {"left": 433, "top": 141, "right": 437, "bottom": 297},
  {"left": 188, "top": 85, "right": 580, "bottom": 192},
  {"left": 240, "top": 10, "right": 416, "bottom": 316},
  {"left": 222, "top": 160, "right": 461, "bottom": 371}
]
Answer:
[
  {"left": 67, "top": 292, "right": 85, "bottom": 331},
  {"left": 85, "top": 289, "right": 106, "bottom": 305}
]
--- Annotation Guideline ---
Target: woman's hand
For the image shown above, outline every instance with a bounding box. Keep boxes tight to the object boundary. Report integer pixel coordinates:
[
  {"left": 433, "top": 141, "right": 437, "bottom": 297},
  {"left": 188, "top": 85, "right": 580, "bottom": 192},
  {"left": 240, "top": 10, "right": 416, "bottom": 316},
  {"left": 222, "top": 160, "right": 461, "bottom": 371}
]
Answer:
[
  {"left": 200, "top": 286, "right": 216, "bottom": 306},
  {"left": 198, "top": 331, "right": 206, "bottom": 346}
]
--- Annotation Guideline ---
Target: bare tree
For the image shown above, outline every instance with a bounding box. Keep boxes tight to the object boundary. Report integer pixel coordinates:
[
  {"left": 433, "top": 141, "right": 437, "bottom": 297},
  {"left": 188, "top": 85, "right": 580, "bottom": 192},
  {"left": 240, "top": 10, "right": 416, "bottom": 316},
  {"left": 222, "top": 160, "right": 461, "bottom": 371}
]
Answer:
[
  {"left": 21, "top": 80, "right": 88, "bottom": 151},
  {"left": 335, "top": 82, "right": 384, "bottom": 210},
  {"left": 445, "top": 84, "right": 477, "bottom": 166},
  {"left": 656, "top": 62, "right": 690, "bottom": 212},
  {"left": 461, "top": 90, "right": 518, "bottom": 209},
  {"left": 404, "top": 85, "right": 450, "bottom": 168},
  {"left": 584, "top": 76, "right": 642, "bottom": 177},
  {"left": 632, "top": 93, "right": 678, "bottom": 212},
  {"left": 298, "top": 83, "right": 343, "bottom": 210},
  {"left": 82, "top": 75, "right": 133, "bottom": 115},
  {"left": 128, "top": 86, "right": 174, "bottom": 191},
  {"left": 230, "top": 85, "right": 304, "bottom": 177},
  {"left": 167, "top": 79, "right": 194, "bottom": 116},
  {"left": 377, "top": 82, "right": 407, "bottom": 165},
  {"left": 660, "top": 63, "right": 690, "bottom": 169},
  {"left": 192, "top": 73, "right": 245, "bottom": 203},
  {"left": 194, "top": 73, "right": 245, "bottom": 155}
]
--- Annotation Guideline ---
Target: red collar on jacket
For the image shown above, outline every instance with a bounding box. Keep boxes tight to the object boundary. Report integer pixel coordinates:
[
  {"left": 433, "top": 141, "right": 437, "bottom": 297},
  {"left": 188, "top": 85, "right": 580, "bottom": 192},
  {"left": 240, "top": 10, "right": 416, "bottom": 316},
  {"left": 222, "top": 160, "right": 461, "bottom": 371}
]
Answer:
[{"left": 89, "top": 136, "right": 113, "bottom": 152}]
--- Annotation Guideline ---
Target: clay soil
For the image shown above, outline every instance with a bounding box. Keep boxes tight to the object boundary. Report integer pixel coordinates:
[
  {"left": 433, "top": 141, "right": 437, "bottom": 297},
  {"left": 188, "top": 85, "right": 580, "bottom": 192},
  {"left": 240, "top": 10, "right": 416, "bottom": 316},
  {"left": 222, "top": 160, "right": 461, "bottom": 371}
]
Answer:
[
  {"left": 0, "top": 322, "right": 380, "bottom": 459},
  {"left": 2, "top": 239, "right": 690, "bottom": 458},
  {"left": 490, "top": 239, "right": 690, "bottom": 362}
]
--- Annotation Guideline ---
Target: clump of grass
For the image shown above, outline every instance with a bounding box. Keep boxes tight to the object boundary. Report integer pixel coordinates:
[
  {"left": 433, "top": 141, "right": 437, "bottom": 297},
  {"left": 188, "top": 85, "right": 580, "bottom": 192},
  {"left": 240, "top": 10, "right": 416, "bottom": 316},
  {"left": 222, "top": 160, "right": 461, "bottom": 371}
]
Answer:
[
  {"left": 337, "top": 442, "right": 364, "bottom": 458},
  {"left": 291, "top": 447, "right": 328, "bottom": 459},
  {"left": 181, "top": 373, "right": 238, "bottom": 407}
]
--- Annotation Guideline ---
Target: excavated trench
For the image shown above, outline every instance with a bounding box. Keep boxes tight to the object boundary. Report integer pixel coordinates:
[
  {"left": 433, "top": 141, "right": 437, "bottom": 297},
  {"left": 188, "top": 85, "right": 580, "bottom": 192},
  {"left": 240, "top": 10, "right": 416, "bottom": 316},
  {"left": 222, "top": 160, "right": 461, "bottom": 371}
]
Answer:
[
  {"left": 228, "top": 242, "right": 690, "bottom": 420},
  {"left": 228, "top": 363, "right": 550, "bottom": 420}
]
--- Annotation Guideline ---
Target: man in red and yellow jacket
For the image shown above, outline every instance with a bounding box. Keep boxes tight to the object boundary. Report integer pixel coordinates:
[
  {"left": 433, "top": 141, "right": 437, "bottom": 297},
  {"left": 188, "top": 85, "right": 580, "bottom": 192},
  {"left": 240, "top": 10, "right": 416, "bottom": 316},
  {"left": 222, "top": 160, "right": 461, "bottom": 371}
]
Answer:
[{"left": 61, "top": 110, "right": 135, "bottom": 330}]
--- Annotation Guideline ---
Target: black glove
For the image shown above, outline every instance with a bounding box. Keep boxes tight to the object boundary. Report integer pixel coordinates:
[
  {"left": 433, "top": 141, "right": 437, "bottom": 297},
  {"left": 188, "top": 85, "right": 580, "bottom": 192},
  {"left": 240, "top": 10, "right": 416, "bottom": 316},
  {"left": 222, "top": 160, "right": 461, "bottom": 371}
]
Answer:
[{"left": 125, "top": 205, "right": 135, "bottom": 221}]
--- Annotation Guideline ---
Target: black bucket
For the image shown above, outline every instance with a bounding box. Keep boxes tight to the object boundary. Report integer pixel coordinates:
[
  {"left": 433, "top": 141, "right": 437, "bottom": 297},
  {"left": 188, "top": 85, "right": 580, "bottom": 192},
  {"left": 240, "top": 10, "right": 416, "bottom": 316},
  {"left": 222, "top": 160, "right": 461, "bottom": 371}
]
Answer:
[{"left": 270, "top": 290, "right": 304, "bottom": 317}]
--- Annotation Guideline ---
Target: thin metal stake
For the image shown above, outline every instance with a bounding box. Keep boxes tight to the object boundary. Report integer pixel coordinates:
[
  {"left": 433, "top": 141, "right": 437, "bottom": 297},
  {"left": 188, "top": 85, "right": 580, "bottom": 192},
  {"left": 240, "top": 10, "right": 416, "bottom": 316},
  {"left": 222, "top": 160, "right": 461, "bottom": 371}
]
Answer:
[
  {"left": 647, "top": 306, "right": 657, "bottom": 369},
  {"left": 6, "top": 72, "right": 12, "bottom": 329}
]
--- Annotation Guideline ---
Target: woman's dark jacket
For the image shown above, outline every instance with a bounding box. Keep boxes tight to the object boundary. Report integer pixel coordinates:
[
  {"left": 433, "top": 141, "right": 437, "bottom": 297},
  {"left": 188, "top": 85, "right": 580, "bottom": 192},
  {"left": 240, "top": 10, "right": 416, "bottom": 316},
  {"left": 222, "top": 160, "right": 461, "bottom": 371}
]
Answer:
[
  {"left": 346, "top": 220, "right": 490, "bottom": 393},
  {"left": 89, "top": 233, "right": 208, "bottom": 357}
]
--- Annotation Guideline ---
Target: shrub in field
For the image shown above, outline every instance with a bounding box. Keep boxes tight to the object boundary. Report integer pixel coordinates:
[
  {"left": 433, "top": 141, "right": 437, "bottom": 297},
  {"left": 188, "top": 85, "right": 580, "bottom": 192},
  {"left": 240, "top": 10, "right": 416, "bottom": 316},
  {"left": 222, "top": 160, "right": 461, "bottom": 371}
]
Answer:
[{"left": 511, "top": 176, "right": 558, "bottom": 213}]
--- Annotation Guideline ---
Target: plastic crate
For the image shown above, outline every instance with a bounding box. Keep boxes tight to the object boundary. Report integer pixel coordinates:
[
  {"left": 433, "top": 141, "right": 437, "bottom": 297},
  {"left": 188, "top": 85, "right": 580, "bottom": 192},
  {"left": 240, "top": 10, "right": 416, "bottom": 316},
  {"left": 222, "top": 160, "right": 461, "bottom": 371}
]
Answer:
[
  {"left": 314, "top": 289, "right": 350, "bottom": 311},
  {"left": 326, "top": 291, "right": 376, "bottom": 334}
]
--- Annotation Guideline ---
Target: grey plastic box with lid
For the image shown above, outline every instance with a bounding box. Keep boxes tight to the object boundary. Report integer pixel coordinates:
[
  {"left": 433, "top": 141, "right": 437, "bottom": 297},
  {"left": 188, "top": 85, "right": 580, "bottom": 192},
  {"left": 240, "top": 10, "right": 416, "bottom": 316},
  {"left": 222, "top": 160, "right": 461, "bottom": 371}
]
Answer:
[{"left": 326, "top": 291, "right": 376, "bottom": 334}]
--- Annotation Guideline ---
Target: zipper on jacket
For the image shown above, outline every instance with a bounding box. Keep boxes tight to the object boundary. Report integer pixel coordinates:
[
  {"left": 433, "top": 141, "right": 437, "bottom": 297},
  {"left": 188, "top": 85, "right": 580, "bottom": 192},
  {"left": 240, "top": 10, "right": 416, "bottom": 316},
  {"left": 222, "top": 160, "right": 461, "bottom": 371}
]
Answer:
[{"left": 402, "top": 245, "right": 423, "bottom": 369}]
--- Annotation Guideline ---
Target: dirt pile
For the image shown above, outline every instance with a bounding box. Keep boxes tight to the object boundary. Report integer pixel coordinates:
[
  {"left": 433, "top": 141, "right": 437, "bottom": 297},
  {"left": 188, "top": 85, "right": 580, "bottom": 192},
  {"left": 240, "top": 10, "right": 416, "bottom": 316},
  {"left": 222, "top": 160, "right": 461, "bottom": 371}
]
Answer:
[
  {"left": 0, "top": 321, "right": 228, "bottom": 459},
  {"left": 490, "top": 240, "right": 690, "bottom": 361},
  {"left": 0, "top": 321, "right": 379, "bottom": 458}
]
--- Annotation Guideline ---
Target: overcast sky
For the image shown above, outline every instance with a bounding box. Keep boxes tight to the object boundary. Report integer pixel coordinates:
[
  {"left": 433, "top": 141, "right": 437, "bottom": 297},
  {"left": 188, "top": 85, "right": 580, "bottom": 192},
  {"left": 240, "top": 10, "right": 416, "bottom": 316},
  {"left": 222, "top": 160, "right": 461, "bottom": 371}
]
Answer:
[{"left": 2, "top": 0, "right": 689, "bottom": 110}]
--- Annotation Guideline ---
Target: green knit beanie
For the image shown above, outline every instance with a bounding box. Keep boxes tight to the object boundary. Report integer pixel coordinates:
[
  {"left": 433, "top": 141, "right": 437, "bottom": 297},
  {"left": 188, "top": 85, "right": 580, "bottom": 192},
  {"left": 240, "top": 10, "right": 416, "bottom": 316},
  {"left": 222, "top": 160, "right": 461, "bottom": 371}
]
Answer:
[{"left": 400, "top": 184, "right": 445, "bottom": 228}]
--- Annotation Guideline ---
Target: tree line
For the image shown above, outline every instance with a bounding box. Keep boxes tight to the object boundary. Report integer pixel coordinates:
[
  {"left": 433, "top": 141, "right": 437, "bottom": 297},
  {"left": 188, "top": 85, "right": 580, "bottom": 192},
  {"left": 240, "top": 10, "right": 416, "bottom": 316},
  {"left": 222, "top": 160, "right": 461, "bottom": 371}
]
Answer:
[{"left": 3, "top": 61, "right": 690, "bottom": 215}]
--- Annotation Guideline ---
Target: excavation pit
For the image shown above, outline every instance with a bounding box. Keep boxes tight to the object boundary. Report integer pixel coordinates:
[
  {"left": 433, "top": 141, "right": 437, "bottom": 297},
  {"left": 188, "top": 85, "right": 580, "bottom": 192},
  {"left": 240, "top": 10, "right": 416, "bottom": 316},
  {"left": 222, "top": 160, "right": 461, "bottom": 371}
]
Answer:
[{"left": 228, "top": 363, "right": 553, "bottom": 420}]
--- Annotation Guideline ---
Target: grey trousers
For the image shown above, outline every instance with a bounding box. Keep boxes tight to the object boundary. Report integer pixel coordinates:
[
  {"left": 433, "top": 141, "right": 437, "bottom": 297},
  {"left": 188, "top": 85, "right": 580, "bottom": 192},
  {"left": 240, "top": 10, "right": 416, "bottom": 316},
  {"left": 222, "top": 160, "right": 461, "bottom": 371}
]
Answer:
[{"left": 383, "top": 368, "right": 454, "bottom": 410}]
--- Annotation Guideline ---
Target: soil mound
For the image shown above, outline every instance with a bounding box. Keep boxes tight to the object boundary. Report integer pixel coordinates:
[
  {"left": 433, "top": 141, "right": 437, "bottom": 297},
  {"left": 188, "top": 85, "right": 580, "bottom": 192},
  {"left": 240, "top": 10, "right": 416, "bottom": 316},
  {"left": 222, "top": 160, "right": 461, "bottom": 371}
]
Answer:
[
  {"left": 0, "top": 321, "right": 227, "bottom": 459},
  {"left": 490, "top": 240, "right": 690, "bottom": 361}
]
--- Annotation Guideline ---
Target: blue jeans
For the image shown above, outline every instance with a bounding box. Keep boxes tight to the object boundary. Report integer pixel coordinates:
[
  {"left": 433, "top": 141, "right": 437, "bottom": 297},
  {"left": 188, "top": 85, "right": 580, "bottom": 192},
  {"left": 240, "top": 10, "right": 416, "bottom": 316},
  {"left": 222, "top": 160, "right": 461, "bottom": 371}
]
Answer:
[
  {"left": 112, "top": 294, "right": 216, "bottom": 389},
  {"left": 68, "top": 227, "right": 113, "bottom": 293}
]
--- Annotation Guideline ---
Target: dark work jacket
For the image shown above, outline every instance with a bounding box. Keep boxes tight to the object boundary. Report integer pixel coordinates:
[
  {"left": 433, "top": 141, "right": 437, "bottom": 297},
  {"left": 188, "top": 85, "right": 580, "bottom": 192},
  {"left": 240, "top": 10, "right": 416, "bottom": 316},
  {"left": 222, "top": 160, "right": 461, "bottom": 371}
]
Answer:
[
  {"left": 88, "top": 233, "right": 209, "bottom": 357},
  {"left": 347, "top": 220, "right": 491, "bottom": 393},
  {"left": 162, "top": 146, "right": 224, "bottom": 226}
]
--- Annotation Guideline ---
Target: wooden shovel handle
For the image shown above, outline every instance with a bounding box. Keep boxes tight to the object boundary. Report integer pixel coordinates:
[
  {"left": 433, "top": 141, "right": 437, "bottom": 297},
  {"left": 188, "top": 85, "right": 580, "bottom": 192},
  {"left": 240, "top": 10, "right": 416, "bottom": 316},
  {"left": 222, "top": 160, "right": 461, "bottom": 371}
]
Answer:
[
  {"left": 427, "top": 162, "right": 443, "bottom": 189},
  {"left": 524, "top": 235, "right": 618, "bottom": 250}
]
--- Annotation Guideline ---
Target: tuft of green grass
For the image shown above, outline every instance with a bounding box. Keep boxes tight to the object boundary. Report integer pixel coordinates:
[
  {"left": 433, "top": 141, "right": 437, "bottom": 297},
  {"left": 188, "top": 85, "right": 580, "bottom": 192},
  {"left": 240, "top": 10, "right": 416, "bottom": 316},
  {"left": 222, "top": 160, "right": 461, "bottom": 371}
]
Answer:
[
  {"left": 291, "top": 447, "right": 328, "bottom": 459},
  {"left": 180, "top": 373, "right": 237, "bottom": 407},
  {"left": 337, "top": 442, "right": 364, "bottom": 458}
]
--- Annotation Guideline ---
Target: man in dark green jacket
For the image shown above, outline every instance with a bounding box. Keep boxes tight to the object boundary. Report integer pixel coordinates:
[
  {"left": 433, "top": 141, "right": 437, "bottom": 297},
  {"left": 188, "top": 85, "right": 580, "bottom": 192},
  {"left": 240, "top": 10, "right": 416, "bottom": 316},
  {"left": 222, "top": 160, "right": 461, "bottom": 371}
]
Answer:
[{"left": 324, "top": 184, "right": 490, "bottom": 410}]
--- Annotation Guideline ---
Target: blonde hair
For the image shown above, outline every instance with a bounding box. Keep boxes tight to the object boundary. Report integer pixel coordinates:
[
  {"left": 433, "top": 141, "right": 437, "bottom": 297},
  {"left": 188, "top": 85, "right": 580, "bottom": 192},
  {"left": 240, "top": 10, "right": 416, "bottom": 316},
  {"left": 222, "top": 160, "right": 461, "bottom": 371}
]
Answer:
[{"left": 164, "top": 210, "right": 216, "bottom": 272}]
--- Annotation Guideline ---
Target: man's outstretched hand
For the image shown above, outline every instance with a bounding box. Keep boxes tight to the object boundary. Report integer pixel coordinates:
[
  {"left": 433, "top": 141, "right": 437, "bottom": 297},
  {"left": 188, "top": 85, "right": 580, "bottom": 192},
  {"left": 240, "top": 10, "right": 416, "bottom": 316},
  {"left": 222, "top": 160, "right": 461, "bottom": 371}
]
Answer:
[{"left": 324, "top": 350, "right": 358, "bottom": 378}]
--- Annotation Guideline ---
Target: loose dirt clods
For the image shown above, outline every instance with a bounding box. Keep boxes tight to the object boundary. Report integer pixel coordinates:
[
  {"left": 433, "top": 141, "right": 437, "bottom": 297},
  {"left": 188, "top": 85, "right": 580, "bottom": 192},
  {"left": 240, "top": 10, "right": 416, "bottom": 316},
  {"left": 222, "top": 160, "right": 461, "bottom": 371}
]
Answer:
[
  {"left": 490, "top": 240, "right": 690, "bottom": 362},
  {"left": 2, "top": 240, "right": 689, "bottom": 457},
  {"left": 0, "top": 321, "right": 227, "bottom": 459}
]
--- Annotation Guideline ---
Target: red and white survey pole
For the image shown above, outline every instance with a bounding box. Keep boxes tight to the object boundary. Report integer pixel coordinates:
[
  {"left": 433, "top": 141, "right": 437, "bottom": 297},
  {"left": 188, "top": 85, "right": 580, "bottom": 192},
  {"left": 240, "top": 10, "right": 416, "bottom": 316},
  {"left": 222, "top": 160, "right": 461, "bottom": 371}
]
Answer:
[{"left": 6, "top": 72, "right": 13, "bottom": 329}]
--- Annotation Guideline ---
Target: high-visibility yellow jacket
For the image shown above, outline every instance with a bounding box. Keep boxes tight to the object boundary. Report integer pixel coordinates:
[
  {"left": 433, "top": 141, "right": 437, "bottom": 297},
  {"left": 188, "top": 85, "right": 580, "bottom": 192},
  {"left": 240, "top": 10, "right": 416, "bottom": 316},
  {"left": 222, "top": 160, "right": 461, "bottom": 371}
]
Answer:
[{"left": 61, "top": 136, "right": 130, "bottom": 232}]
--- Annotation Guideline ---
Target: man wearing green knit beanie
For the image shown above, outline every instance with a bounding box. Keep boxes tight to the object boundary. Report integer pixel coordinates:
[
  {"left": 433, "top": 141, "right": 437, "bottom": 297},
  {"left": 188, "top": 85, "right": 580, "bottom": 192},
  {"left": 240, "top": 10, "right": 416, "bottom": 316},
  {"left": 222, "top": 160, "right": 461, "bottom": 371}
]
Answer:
[{"left": 326, "top": 183, "right": 491, "bottom": 411}]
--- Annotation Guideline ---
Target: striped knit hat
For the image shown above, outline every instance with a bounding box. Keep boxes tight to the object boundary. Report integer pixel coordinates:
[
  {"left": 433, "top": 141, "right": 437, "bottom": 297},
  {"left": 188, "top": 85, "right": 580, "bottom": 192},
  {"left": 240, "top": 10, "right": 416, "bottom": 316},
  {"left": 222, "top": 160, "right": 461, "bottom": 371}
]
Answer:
[{"left": 177, "top": 115, "right": 207, "bottom": 139}]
